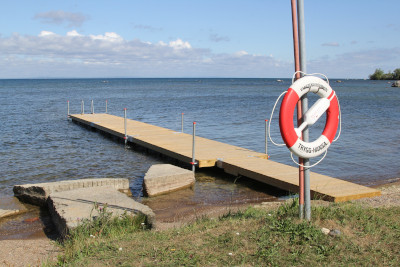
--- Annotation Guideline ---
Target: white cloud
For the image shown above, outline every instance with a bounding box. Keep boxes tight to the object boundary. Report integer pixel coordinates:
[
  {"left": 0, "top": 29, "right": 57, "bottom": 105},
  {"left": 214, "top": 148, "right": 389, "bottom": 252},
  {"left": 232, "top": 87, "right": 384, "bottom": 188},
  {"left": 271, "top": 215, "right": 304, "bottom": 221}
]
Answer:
[
  {"left": 39, "top": 31, "right": 56, "bottom": 37},
  {"left": 321, "top": 42, "right": 340, "bottom": 47},
  {"left": 169, "top": 39, "right": 191, "bottom": 49},
  {"left": 133, "top": 24, "right": 162, "bottom": 32},
  {"left": 89, "top": 32, "right": 123, "bottom": 42},
  {"left": 0, "top": 31, "right": 292, "bottom": 78},
  {"left": 234, "top": 50, "right": 249, "bottom": 56},
  {"left": 34, "top": 10, "right": 89, "bottom": 27},
  {"left": 67, "top": 30, "right": 82, "bottom": 37},
  {"left": 308, "top": 47, "right": 400, "bottom": 78},
  {"left": 209, "top": 33, "right": 230, "bottom": 43}
]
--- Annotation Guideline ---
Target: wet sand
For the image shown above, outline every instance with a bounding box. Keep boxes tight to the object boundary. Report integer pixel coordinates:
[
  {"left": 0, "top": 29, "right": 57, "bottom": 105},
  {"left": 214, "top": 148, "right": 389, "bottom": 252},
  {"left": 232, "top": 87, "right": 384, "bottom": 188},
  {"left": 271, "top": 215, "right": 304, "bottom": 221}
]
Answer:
[{"left": 0, "top": 198, "right": 58, "bottom": 240}]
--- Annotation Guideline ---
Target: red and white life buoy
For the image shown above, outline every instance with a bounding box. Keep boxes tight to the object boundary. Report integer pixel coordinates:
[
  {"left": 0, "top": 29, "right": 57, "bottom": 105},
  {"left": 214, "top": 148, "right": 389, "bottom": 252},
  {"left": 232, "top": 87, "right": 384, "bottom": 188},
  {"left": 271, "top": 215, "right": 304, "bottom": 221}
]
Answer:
[{"left": 279, "top": 76, "right": 339, "bottom": 159}]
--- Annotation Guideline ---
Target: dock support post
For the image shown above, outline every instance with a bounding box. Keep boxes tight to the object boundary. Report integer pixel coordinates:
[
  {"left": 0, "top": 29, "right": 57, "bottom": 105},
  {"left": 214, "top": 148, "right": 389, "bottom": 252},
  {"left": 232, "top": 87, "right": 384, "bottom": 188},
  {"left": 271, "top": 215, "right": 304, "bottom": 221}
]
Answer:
[
  {"left": 81, "top": 100, "right": 84, "bottom": 114},
  {"left": 124, "top": 108, "right": 127, "bottom": 145},
  {"left": 191, "top": 122, "right": 196, "bottom": 172},
  {"left": 181, "top": 113, "right": 184, "bottom": 133},
  {"left": 106, "top": 100, "right": 108, "bottom": 114},
  {"left": 67, "top": 100, "right": 70, "bottom": 118},
  {"left": 91, "top": 100, "right": 94, "bottom": 114},
  {"left": 265, "top": 119, "right": 268, "bottom": 155}
]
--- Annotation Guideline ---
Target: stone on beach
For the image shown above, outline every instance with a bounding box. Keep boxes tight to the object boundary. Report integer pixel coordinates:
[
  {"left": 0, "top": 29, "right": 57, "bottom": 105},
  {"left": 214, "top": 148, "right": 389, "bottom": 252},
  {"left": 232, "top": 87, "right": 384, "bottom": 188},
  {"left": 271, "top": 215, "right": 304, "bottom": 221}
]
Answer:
[
  {"left": 143, "top": 164, "right": 195, "bottom": 197},
  {"left": 13, "top": 178, "right": 130, "bottom": 206},
  {"left": 48, "top": 186, "right": 155, "bottom": 236},
  {"left": 12, "top": 178, "right": 155, "bottom": 237}
]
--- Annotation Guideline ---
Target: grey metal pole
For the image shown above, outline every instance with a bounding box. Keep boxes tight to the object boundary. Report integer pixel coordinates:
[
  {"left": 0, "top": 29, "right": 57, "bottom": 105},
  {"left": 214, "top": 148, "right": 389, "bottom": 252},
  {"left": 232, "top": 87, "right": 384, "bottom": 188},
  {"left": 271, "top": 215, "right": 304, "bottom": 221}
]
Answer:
[
  {"left": 265, "top": 119, "right": 268, "bottom": 155},
  {"left": 124, "top": 108, "right": 127, "bottom": 145},
  {"left": 291, "top": 0, "right": 304, "bottom": 220},
  {"left": 91, "top": 100, "right": 94, "bottom": 114},
  {"left": 81, "top": 100, "right": 84, "bottom": 114},
  {"left": 181, "top": 113, "right": 184, "bottom": 133},
  {"left": 67, "top": 100, "right": 70, "bottom": 117},
  {"left": 191, "top": 122, "right": 196, "bottom": 172},
  {"left": 106, "top": 100, "right": 108, "bottom": 114},
  {"left": 297, "top": 0, "right": 311, "bottom": 221}
]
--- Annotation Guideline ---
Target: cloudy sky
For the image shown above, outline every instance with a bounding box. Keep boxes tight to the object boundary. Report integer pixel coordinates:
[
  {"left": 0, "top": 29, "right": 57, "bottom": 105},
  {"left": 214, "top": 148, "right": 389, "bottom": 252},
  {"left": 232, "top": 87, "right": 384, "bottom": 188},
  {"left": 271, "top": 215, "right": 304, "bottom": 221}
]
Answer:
[{"left": 1, "top": 0, "right": 399, "bottom": 78}]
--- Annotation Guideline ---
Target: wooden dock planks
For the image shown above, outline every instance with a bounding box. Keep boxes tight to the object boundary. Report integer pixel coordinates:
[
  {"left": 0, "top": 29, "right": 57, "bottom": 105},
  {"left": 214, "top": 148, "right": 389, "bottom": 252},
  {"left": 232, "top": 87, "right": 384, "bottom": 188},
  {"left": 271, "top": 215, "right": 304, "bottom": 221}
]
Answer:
[{"left": 69, "top": 113, "right": 380, "bottom": 202}]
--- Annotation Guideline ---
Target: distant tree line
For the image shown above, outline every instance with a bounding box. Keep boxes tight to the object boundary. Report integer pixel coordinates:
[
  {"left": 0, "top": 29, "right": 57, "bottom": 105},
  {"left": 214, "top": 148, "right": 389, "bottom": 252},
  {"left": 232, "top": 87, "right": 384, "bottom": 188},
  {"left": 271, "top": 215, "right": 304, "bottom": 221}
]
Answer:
[{"left": 369, "top": 68, "right": 400, "bottom": 80}]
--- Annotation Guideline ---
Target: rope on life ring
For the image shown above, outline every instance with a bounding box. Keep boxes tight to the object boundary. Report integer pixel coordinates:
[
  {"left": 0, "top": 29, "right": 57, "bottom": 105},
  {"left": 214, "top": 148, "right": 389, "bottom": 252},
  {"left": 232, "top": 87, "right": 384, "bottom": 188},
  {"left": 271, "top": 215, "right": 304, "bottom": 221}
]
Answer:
[{"left": 279, "top": 76, "right": 339, "bottom": 159}]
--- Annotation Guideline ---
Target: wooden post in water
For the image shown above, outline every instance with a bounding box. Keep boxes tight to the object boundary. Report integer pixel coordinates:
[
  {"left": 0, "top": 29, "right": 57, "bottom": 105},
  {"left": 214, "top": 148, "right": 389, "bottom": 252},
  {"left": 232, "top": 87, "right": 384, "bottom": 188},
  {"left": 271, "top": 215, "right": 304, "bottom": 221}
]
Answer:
[
  {"left": 181, "top": 113, "right": 184, "bottom": 133},
  {"left": 265, "top": 119, "right": 268, "bottom": 156},
  {"left": 81, "top": 100, "right": 84, "bottom": 114},
  {"left": 191, "top": 122, "right": 196, "bottom": 172},
  {"left": 67, "top": 100, "right": 70, "bottom": 118},
  {"left": 124, "top": 108, "right": 127, "bottom": 145}
]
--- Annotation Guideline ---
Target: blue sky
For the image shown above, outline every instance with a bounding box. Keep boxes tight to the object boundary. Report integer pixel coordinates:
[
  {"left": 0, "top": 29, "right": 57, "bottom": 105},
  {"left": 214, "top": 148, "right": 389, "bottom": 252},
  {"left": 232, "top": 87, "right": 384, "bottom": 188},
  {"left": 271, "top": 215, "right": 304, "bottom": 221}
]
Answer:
[{"left": 1, "top": 0, "right": 399, "bottom": 78}]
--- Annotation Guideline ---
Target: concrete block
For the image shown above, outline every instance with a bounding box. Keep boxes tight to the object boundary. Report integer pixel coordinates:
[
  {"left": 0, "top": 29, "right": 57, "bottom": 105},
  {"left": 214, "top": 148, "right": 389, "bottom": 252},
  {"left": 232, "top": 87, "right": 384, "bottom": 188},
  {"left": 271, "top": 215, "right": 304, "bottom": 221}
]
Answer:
[
  {"left": 143, "top": 164, "right": 195, "bottom": 197},
  {"left": 47, "top": 186, "right": 155, "bottom": 237},
  {"left": 13, "top": 178, "right": 130, "bottom": 206}
]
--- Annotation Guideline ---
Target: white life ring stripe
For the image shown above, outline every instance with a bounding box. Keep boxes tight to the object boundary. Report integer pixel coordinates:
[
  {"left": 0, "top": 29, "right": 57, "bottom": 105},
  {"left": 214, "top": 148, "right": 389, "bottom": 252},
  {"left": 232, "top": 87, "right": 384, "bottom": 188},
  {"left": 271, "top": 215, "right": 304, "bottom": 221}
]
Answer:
[{"left": 289, "top": 135, "right": 331, "bottom": 159}]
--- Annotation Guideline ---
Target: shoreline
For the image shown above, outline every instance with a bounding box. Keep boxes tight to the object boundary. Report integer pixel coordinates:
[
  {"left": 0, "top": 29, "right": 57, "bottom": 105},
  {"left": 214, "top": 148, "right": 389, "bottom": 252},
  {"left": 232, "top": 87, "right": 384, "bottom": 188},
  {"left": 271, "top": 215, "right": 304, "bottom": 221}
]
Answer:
[
  {"left": 0, "top": 178, "right": 399, "bottom": 265},
  {"left": 1, "top": 176, "right": 399, "bottom": 240}
]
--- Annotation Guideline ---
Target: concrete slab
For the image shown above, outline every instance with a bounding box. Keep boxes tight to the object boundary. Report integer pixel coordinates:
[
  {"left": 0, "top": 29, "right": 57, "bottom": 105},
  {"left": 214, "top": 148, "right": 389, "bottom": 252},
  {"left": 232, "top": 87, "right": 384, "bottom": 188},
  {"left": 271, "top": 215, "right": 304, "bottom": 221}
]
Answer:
[
  {"left": 143, "top": 164, "right": 195, "bottom": 197},
  {"left": 47, "top": 186, "right": 155, "bottom": 236},
  {"left": 13, "top": 178, "right": 130, "bottom": 206}
]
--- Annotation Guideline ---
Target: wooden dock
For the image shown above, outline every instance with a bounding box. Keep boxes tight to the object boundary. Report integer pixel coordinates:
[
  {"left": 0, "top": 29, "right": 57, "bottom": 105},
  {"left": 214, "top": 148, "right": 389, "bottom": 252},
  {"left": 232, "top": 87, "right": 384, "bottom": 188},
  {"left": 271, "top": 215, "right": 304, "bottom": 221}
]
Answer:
[{"left": 69, "top": 113, "right": 380, "bottom": 202}]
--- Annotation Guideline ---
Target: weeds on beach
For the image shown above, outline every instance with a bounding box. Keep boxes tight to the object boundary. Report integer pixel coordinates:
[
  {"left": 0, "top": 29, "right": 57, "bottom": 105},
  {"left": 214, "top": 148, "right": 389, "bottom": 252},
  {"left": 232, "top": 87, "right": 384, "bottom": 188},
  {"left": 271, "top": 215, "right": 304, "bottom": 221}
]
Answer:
[
  {"left": 56, "top": 204, "right": 149, "bottom": 265},
  {"left": 53, "top": 200, "right": 400, "bottom": 266}
]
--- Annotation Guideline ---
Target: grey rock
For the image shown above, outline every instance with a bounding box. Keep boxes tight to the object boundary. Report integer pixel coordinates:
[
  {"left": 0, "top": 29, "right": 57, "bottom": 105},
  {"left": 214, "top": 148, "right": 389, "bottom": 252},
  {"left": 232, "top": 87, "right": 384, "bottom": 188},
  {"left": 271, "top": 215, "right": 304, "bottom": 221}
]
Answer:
[
  {"left": 143, "top": 164, "right": 195, "bottom": 197},
  {"left": 329, "top": 229, "right": 341, "bottom": 237}
]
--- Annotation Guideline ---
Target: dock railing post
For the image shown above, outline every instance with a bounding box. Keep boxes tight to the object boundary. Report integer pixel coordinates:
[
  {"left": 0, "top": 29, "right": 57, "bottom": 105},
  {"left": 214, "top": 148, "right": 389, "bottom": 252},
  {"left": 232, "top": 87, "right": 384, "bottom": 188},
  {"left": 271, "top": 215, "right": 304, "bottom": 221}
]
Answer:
[
  {"left": 265, "top": 119, "right": 268, "bottom": 156},
  {"left": 191, "top": 122, "right": 196, "bottom": 172},
  {"left": 181, "top": 113, "right": 184, "bottom": 133},
  {"left": 124, "top": 108, "right": 127, "bottom": 145},
  {"left": 106, "top": 100, "right": 108, "bottom": 114},
  {"left": 81, "top": 100, "right": 84, "bottom": 114},
  {"left": 91, "top": 100, "right": 94, "bottom": 114},
  {"left": 67, "top": 100, "right": 70, "bottom": 118}
]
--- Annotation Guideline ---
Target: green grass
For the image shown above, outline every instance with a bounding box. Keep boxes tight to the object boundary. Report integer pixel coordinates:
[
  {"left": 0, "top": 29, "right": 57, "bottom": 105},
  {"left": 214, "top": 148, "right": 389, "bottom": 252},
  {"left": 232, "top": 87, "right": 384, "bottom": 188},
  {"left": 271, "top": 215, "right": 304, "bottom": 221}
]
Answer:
[{"left": 51, "top": 200, "right": 400, "bottom": 266}]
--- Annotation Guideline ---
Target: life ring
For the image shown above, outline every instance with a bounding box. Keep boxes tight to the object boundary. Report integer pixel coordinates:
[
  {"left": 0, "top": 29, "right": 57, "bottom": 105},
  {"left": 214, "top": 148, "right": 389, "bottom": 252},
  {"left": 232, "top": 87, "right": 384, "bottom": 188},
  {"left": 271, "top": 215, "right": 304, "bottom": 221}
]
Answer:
[{"left": 279, "top": 76, "right": 339, "bottom": 159}]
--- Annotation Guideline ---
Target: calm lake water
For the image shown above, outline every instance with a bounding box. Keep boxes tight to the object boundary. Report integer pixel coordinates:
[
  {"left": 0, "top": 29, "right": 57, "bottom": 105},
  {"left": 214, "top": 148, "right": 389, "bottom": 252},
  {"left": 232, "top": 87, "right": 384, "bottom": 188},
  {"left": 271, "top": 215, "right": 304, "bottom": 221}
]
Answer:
[{"left": 0, "top": 78, "right": 399, "bottom": 200}]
